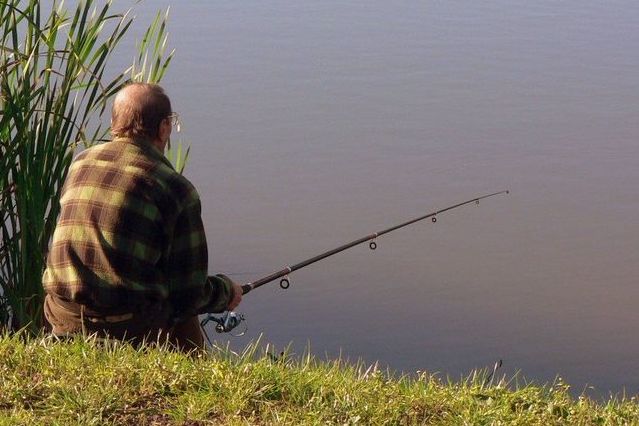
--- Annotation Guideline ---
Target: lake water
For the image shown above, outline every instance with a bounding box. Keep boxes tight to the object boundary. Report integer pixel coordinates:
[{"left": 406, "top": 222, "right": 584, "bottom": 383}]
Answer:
[{"left": 115, "top": 0, "right": 639, "bottom": 396}]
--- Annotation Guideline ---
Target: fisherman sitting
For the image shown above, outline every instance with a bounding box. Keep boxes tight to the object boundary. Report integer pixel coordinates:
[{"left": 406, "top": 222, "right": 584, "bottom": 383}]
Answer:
[{"left": 42, "top": 83, "right": 242, "bottom": 352}]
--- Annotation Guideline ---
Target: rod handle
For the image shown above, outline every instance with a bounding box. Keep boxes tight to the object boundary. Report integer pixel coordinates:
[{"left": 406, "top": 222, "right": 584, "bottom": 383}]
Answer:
[{"left": 241, "top": 284, "right": 252, "bottom": 295}]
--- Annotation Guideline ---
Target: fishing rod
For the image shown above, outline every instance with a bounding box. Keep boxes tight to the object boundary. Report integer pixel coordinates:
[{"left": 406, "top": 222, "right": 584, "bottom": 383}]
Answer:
[{"left": 202, "top": 190, "right": 509, "bottom": 336}]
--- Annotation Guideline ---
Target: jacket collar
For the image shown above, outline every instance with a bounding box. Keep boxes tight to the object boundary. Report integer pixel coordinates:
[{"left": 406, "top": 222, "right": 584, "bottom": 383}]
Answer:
[{"left": 112, "top": 136, "right": 175, "bottom": 170}]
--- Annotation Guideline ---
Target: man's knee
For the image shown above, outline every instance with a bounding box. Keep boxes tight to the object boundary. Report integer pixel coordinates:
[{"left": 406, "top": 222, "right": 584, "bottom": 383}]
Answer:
[{"left": 168, "top": 316, "right": 204, "bottom": 353}]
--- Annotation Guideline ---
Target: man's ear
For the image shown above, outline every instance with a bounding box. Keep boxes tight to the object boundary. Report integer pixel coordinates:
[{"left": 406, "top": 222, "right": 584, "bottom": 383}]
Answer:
[{"left": 158, "top": 118, "right": 171, "bottom": 145}]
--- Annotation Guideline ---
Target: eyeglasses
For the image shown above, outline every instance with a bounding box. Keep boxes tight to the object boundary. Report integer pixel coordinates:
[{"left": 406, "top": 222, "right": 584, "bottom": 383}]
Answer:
[{"left": 167, "top": 112, "right": 181, "bottom": 133}]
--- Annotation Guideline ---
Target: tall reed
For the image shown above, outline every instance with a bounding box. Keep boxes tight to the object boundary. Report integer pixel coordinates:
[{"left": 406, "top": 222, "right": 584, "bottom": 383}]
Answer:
[{"left": 0, "top": 0, "right": 173, "bottom": 333}]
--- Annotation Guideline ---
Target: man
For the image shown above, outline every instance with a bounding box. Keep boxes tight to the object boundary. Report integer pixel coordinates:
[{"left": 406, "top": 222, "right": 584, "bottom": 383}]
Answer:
[{"left": 42, "top": 83, "right": 241, "bottom": 351}]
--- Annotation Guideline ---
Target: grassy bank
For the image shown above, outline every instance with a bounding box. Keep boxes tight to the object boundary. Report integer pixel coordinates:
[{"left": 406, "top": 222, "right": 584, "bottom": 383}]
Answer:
[{"left": 0, "top": 335, "right": 637, "bottom": 425}]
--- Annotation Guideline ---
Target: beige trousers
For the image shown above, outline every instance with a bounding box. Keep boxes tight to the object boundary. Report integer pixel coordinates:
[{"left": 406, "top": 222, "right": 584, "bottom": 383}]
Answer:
[{"left": 44, "top": 294, "right": 204, "bottom": 353}]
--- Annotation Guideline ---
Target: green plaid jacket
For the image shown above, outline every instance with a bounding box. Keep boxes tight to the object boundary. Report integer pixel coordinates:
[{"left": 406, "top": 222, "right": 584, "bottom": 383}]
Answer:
[{"left": 42, "top": 137, "right": 232, "bottom": 317}]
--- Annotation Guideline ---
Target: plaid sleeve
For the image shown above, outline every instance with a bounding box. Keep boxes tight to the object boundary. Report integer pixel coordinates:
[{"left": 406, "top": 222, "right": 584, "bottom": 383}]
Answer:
[
  {"left": 204, "top": 274, "right": 234, "bottom": 313},
  {"left": 165, "top": 191, "right": 233, "bottom": 317}
]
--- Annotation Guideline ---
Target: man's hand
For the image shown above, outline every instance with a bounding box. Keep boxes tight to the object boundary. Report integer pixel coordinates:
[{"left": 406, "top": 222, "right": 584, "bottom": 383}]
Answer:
[{"left": 227, "top": 282, "right": 243, "bottom": 311}]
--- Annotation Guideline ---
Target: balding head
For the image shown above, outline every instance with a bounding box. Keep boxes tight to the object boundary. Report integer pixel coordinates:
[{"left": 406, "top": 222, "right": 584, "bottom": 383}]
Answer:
[{"left": 111, "top": 83, "right": 172, "bottom": 140}]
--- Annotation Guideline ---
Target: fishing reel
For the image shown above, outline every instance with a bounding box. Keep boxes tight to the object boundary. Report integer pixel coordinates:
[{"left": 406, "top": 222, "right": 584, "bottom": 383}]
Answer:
[{"left": 201, "top": 311, "right": 247, "bottom": 336}]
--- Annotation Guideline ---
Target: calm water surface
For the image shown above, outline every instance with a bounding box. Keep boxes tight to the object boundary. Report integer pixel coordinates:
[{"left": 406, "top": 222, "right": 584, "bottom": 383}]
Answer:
[{"left": 116, "top": 1, "right": 639, "bottom": 395}]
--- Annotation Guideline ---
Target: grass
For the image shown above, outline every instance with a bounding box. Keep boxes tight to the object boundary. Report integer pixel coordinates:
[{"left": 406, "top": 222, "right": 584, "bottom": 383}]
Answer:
[{"left": 0, "top": 334, "right": 638, "bottom": 425}]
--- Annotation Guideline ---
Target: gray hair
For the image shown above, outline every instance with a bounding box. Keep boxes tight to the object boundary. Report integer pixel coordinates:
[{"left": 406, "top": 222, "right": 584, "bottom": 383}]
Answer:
[{"left": 111, "top": 83, "right": 172, "bottom": 139}]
